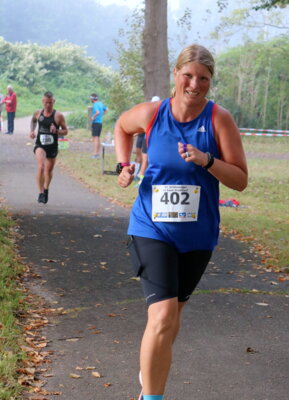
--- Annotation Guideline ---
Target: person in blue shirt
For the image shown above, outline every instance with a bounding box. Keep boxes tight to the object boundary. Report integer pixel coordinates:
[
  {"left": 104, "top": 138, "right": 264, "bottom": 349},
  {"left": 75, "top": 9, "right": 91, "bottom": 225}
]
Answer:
[
  {"left": 90, "top": 93, "right": 108, "bottom": 159},
  {"left": 114, "top": 44, "right": 248, "bottom": 400}
]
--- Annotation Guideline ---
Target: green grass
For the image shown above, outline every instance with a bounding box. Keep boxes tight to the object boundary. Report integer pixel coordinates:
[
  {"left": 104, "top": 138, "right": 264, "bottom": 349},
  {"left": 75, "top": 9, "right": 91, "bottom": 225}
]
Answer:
[
  {"left": 59, "top": 132, "right": 289, "bottom": 271},
  {"left": 59, "top": 148, "right": 137, "bottom": 207},
  {"left": 0, "top": 210, "right": 26, "bottom": 399},
  {"left": 219, "top": 138, "right": 289, "bottom": 270}
]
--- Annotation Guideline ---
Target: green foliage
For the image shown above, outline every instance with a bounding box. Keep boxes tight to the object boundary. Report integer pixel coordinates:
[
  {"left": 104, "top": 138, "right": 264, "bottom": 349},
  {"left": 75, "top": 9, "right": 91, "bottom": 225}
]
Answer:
[
  {"left": 254, "top": 0, "right": 289, "bottom": 10},
  {"left": 66, "top": 111, "right": 88, "bottom": 129},
  {"left": 110, "top": 7, "right": 146, "bottom": 114},
  {"left": 0, "top": 38, "right": 115, "bottom": 94},
  {"left": 0, "top": 37, "right": 118, "bottom": 117},
  {"left": 214, "top": 37, "right": 289, "bottom": 129}
]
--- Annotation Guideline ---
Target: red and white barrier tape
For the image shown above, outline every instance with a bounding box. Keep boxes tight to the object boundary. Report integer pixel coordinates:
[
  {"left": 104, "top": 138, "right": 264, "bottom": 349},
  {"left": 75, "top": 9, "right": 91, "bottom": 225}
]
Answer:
[
  {"left": 240, "top": 132, "right": 289, "bottom": 137},
  {"left": 240, "top": 128, "right": 289, "bottom": 136}
]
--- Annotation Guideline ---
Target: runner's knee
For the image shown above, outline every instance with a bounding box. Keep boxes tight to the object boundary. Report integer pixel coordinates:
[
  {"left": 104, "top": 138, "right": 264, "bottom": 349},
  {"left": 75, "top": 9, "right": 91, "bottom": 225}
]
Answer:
[{"left": 148, "top": 299, "right": 179, "bottom": 337}]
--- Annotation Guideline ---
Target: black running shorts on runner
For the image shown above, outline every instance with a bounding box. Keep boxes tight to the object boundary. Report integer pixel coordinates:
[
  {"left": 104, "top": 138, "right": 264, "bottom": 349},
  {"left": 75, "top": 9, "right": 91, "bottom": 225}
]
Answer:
[
  {"left": 136, "top": 133, "right": 145, "bottom": 149},
  {"left": 92, "top": 122, "right": 102, "bottom": 137},
  {"left": 127, "top": 236, "right": 212, "bottom": 306},
  {"left": 141, "top": 138, "right": 147, "bottom": 154},
  {"left": 34, "top": 145, "right": 58, "bottom": 159}
]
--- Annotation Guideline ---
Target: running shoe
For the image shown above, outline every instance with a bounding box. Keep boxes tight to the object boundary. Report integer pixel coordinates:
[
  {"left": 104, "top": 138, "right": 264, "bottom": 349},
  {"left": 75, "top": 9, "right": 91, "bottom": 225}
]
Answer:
[
  {"left": 38, "top": 193, "right": 45, "bottom": 203},
  {"left": 43, "top": 189, "right": 49, "bottom": 204},
  {"left": 91, "top": 154, "right": 100, "bottom": 159}
]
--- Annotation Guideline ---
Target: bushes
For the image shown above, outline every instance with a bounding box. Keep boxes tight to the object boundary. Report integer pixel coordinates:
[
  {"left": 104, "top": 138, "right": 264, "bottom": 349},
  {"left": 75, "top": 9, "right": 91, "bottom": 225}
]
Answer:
[{"left": 66, "top": 110, "right": 88, "bottom": 129}]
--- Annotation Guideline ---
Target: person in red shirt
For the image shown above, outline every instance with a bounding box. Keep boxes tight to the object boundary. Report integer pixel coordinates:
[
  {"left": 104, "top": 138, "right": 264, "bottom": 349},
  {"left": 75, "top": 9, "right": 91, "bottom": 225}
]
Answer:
[
  {"left": 0, "top": 90, "right": 4, "bottom": 132},
  {"left": 2, "top": 85, "right": 17, "bottom": 134}
]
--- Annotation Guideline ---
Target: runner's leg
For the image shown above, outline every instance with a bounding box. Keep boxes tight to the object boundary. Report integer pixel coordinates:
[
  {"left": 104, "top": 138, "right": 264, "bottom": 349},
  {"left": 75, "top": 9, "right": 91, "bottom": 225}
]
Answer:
[
  {"left": 140, "top": 297, "right": 180, "bottom": 395},
  {"left": 93, "top": 136, "right": 100, "bottom": 156},
  {"left": 44, "top": 157, "right": 57, "bottom": 190},
  {"left": 35, "top": 148, "right": 46, "bottom": 193}
]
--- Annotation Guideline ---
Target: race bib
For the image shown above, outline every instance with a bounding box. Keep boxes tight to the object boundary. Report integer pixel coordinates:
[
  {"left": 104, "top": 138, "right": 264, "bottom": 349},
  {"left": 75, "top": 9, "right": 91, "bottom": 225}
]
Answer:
[
  {"left": 152, "top": 185, "right": 201, "bottom": 222},
  {"left": 40, "top": 134, "right": 54, "bottom": 145}
]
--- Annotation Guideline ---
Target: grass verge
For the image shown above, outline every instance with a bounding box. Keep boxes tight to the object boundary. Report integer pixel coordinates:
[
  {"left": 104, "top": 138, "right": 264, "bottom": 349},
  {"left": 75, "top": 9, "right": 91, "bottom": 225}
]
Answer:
[{"left": 0, "top": 209, "right": 26, "bottom": 400}]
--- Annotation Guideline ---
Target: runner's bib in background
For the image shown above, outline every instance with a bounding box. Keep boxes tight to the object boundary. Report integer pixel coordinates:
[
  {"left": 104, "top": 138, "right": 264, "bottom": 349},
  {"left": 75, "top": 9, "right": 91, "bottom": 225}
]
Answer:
[
  {"left": 40, "top": 134, "right": 54, "bottom": 145},
  {"left": 152, "top": 185, "right": 201, "bottom": 222}
]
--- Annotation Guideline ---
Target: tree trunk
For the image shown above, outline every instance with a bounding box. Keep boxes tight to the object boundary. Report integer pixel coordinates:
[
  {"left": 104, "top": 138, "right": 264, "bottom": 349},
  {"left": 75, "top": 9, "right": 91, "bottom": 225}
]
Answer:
[
  {"left": 143, "top": 0, "right": 170, "bottom": 101},
  {"left": 262, "top": 61, "right": 271, "bottom": 128}
]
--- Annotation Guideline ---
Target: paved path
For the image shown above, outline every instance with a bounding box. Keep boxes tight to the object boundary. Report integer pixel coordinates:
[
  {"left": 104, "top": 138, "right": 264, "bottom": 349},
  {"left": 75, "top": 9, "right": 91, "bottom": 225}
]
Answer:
[{"left": 0, "top": 121, "right": 288, "bottom": 400}]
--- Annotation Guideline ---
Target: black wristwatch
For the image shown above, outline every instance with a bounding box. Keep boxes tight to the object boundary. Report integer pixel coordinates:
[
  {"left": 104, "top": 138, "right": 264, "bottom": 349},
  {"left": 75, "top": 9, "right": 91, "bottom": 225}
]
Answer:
[
  {"left": 203, "top": 152, "right": 215, "bottom": 169},
  {"left": 116, "top": 162, "right": 130, "bottom": 175}
]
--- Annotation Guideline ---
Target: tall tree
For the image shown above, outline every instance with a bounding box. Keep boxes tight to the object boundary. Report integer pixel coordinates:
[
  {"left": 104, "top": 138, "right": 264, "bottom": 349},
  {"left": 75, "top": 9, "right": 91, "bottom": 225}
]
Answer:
[{"left": 143, "top": 0, "right": 170, "bottom": 101}]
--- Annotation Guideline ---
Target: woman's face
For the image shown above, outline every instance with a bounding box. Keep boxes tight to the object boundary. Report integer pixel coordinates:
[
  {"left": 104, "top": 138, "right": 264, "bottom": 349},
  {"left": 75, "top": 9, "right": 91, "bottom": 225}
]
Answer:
[{"left": 173, "top": 61, "right": 212, "bottom": 106}]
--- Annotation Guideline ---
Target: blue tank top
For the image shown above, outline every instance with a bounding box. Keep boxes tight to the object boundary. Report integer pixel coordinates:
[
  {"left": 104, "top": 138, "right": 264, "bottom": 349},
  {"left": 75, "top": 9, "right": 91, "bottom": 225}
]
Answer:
[{"left": 128, "top": 98, "right": 220, "bottom": 252}]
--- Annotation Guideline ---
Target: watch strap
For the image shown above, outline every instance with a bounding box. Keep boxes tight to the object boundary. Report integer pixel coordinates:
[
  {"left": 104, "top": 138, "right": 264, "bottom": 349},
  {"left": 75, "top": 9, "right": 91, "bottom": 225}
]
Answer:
[{"left": 203, "top": 152, "right": 214, "bottom": 169}]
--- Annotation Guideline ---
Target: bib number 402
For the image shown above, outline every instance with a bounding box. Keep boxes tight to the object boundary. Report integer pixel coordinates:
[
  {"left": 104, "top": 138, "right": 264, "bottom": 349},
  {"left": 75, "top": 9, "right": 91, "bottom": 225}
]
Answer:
[{"left": 160, "top": 191, "right": 190, "bottom": 205}]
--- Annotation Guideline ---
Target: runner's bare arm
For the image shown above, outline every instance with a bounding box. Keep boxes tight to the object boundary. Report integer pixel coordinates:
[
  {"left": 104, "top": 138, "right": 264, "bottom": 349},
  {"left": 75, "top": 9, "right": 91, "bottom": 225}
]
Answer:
[
  {"left": 114, "top": 102, "right": 159, "bottom": 164},
  {"left": 56, "top": 113, "right": 68, "bottom": 136},
  {"left": 30, "top": 111, "right": 40, "bottom": 139},
  {"left": 208, "top": 106, "right": 248, "bottom": 191},
  {"left": 114, "top": 102, "right": 159, "bottom": 188}
]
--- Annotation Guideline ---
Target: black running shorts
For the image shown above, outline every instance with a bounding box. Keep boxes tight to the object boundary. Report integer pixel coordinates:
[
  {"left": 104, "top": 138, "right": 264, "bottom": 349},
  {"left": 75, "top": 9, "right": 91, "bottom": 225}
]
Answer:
[
  {"left": 136, "top": 133, "right": 145, "bottom": 149},
  {"left": 92, "top": 122, "right": 102, "bottom": 137},
  {"left": 34, "top": 145, "right": 58, "bottom": 159},
  {"left": 128, "top": 235, "right": 212, "bottom": 306},
  {"left": 141, "top": 138, "right": 147, "bottom": 154}
]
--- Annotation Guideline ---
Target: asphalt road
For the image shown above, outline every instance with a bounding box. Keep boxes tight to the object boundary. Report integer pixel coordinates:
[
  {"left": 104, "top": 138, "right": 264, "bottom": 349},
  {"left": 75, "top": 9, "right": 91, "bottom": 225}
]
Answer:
[{"left": 0, "top": 119, "right": 288, "bottom": 400}]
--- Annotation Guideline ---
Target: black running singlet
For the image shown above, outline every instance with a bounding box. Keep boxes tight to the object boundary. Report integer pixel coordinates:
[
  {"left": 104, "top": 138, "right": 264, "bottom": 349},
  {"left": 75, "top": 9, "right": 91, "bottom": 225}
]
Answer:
[{"left": 36, "top": 110, "right": 59, "bottom": 150}]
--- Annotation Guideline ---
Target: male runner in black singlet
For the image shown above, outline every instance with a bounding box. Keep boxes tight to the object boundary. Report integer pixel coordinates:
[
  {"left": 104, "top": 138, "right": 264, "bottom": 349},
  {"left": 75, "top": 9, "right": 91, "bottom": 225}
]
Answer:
[{"left": 30, "top": 91, "right": 68, "bottom": 203}]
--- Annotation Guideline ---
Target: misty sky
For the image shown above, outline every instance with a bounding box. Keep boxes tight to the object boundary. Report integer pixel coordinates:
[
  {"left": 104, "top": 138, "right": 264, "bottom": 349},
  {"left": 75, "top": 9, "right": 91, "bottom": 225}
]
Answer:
[{"left": 97, "top": 0, "right": 181, "bottom": 11}]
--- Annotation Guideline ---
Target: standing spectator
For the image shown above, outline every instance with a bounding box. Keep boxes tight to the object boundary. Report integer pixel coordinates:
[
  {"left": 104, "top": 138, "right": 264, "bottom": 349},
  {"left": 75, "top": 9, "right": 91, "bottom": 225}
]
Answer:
[
  {"left": 90, "top": 93, "right": 108, "bottom": 159},
  {"left": 2, "top": 85, "right": 17, "bottom": 134},
  {"left": 0, "top": 89, "right": 4, "bottom": 132}
]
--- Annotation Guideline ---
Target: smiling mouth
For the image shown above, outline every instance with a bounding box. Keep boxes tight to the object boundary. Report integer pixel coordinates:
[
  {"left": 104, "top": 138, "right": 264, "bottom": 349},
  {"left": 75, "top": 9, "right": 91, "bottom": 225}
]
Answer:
[{"left": 185, "top": 90, "right": 199, "bottom": 97}]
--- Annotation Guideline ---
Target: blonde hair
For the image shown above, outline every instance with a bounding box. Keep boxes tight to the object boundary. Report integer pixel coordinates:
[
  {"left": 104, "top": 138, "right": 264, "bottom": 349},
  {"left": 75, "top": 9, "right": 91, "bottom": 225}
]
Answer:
[{"left": 171, "top": 44, "right": 215, "bottom": 97}]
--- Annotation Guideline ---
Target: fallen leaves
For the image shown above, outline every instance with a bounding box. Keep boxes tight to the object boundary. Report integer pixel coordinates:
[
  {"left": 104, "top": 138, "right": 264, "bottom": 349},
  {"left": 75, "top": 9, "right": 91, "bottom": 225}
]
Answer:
[
  {"left": 15, "top": 287, "right": 61, "bottom": 396},
  {"left": 69, "top": 373, "right": 82, "bottom": 379},
  {"left": 246, "top": 347, "right": 259, "bottom": 354},
  {"left": 69, "top": 367, "right": 105, "bottom": 382},
  {"left": 92, "top": 371, "right": 102, "bottom": 378}
]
